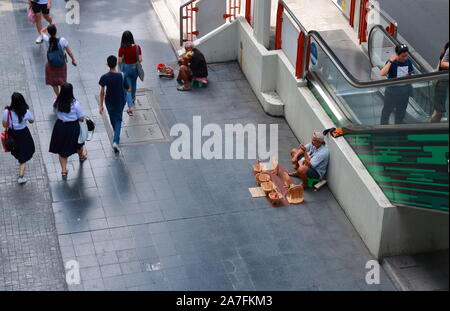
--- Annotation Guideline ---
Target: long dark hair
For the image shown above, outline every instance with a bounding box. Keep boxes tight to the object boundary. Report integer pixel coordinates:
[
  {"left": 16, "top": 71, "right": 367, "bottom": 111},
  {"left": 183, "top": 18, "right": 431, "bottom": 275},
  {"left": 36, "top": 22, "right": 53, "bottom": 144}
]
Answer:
[
  {"left": 120, "top": 31, "right": 135, "bottom": 49},
  {"left": 47, "top": 24, "right": 59, "bottom": 51},
  {"left": 54, "top": 83, "right": 75, "bottom": 113},
  {"left": 439, "top": 42, "right": 449, "bottom": 61},
  {"left": 7, "top": 92, "right": 29, "bottom": 123}
]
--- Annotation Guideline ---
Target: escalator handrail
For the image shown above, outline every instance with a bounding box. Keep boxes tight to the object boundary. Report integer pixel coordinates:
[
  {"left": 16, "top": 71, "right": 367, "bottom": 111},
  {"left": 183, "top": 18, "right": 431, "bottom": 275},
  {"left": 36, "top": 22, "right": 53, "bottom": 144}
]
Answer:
[
  {"left": 308, "top": 30, "right": 449, "bottom": 89},
  {"left": 368, "top": 25, "right": 429, "bottom": 74}
]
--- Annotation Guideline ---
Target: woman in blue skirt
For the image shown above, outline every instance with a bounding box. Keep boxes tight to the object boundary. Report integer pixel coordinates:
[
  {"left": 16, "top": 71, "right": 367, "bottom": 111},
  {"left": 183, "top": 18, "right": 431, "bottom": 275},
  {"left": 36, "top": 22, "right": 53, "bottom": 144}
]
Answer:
[
  {"left": 49, "top": 83, "right": 87, "bottom": 180},
  {"left": 2, "top": 93, "right": 36, "bottom": 184}
]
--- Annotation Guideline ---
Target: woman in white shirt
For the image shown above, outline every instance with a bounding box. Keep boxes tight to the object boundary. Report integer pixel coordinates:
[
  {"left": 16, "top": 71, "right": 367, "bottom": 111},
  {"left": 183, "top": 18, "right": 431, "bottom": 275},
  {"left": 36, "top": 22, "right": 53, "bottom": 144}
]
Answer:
[
  {"left": 49, "top": 83, "right": 87, "bottom": 180},
  {"left": 2, "top": 93, "right": 36, "bottom": 184}
]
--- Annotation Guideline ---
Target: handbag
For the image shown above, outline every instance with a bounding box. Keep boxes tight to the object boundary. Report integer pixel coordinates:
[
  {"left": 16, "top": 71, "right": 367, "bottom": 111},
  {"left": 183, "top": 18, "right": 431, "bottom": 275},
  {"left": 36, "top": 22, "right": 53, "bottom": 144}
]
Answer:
[
  {"left": 135, "top": 45, "right": 144, "bottom": 81},
  {"left": 1, "top": 111, "right": 15, "bottom": 152},
  {"left": 28, "top": 8, "right": 35, "bottom": 25},
  {"left": 78, "top": 120, "right": 88, "bottom": 144}
]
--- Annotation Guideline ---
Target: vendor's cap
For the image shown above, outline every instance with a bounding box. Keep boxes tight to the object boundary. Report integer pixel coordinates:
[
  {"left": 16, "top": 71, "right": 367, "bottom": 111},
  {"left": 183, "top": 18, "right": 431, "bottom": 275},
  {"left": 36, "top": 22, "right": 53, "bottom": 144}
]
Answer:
[{"left": 313, "top": 132, "right": 325, "bottom": 142}]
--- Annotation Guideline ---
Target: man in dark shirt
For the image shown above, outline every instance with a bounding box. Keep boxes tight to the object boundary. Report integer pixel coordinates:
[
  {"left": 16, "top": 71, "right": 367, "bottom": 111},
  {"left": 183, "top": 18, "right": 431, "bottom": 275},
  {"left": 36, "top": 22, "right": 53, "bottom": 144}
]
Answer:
[
  {"left": 177, "top": 43, "right": 208, "bottom": 91},
  {"left": 379, "top": 44, "right": 415, "bottom": 125},
  {"left": 99, "top": 55, "right": 130, "bottom": 153}
]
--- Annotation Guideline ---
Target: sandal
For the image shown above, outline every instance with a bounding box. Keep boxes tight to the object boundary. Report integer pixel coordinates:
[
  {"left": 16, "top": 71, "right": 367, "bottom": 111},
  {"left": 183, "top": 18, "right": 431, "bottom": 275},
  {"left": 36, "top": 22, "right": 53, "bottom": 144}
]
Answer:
[
  {"left": 79, "top": 155, "right": 88, "bottom": 163},
  {"left": 62, "top": 170, "right": 69, "bottom": 180},
  {"left": 177, "top": 85, "right": 192, "bottom": 92}
]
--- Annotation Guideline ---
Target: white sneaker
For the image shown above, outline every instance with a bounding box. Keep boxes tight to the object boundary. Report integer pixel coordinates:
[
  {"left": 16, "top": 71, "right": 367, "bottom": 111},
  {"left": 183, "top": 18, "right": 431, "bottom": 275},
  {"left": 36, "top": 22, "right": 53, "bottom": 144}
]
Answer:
[
  {"left": 112, "top": 143, "right": 120, "bottom": 153},
  {"left": 18, "top": 176, "right": 28, "bottom": 185},
  {"left": 35, "top": 35, "right": 43, "bottom": 44}
]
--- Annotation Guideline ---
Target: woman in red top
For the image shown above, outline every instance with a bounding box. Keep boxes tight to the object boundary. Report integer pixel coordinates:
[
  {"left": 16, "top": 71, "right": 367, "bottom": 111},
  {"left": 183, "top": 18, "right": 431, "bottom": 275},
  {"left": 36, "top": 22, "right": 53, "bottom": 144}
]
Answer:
[{"left": 118, "top": 31, "right": 143, "bottom": 116}]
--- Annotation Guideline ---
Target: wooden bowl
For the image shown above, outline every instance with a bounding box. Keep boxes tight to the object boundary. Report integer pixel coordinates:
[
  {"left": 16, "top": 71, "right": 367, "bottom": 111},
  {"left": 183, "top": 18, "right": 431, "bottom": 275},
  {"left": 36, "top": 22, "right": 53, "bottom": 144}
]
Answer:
[
  {"left": 261, "top": 181, "right": 275, "bottom": 193},
  {"left": 255, "top": 173, "right": 271, "bottom": 184}
]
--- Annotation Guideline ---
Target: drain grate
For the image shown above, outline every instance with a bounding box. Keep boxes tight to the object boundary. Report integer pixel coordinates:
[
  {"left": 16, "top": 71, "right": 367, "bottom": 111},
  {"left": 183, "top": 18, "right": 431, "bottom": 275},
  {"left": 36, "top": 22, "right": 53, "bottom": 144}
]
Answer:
[{"left": 97, "top": 89, "right": 171, "bottom": 145}]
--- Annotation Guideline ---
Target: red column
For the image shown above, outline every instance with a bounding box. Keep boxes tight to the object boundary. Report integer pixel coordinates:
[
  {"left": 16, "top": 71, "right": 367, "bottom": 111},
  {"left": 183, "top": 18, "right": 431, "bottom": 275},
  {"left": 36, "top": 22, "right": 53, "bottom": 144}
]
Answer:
[
  {"left": 358, "top": 0, "right": 369, "bottom": 44},
  {"left": 349, "top": 0, "right": 357, "bottom": 27},
  {"left": 295, "top": 32, "right": 310, "bottom": 79},
  {"left": 275, "top": 3, "right": 284, "bottom": 50},
  {"left": 245, "top": 0, "right": 252, "bottom": 24}
]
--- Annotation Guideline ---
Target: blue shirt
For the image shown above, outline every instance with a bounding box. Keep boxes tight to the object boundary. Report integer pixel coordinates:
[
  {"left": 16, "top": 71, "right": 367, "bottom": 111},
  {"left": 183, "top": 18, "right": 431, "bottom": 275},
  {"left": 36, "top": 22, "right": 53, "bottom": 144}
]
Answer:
[
  {"left": 54, "top": 100, "right": 85, "bottom": 122},
  {"left": 386, "top": 58, "right": 415, "bottom": 94},
  {"left": 99, "top": 72, "right": 129, "bottom": 107},
  {"left": 387, "top": 58, "right": 415, "bottom": 79},
  {"left": 305, "top": 143, "right": 330, "bottom": 179}
]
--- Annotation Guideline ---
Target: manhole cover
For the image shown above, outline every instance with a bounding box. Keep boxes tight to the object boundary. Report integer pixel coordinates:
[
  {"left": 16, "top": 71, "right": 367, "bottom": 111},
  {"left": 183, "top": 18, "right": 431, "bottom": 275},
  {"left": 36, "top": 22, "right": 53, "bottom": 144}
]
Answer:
[{"left": 97, "top": 89, "right": 170, "bottom": 145}]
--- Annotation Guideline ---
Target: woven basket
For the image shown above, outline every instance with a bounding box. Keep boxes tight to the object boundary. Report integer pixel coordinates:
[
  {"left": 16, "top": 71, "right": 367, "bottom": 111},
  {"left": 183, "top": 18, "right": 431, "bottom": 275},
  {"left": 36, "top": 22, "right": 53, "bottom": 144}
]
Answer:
[
  {"left": 268, "top": 191, "right": 283, "bottom": 205},
  {"left": 261, "top": 181, "right": 275, "bottom": 194},
  {"left": 255, "top": 173, "right": 271, "bottom": 184}
]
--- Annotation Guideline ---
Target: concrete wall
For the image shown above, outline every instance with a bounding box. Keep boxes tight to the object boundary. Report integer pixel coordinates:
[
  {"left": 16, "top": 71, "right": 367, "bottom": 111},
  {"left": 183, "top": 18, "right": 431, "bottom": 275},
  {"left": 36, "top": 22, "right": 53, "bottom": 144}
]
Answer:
[{"left": 192, "top": 16, "right": 449, "bottom": 259}]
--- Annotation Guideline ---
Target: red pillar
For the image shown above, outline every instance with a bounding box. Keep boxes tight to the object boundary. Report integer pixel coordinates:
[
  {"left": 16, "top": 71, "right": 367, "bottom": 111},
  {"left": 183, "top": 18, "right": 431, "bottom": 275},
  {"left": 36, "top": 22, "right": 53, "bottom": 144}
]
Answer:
[
  {"left": 358, "top": 0, "right": 369, "bottom": 44},
  {"left": 349, "top": 0, "right": 357, "bottom": 27},
  {"left": 295, "top": 32, "right": 310, "bottom": 79},
  {"left": 245, "top": 0, "right": 252, "bottom": 24},
  {"left": 275, "top": 3, "right": 284, "bottom": 50}
]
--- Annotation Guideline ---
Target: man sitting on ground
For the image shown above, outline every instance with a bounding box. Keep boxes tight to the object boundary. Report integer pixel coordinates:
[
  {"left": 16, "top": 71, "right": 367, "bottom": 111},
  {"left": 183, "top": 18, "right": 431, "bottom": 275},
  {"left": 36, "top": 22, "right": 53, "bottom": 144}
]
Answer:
[
  {"left": 177, "top": 42, "right": 208, "bottom": 91},
  {"left": 289, "top": 132, "right": 330, "bottom": 188}
]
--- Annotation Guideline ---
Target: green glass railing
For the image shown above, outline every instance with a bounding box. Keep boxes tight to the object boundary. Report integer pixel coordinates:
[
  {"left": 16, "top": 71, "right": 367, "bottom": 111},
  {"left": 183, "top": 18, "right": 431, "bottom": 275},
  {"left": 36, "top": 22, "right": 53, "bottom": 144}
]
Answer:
[{"left": 306, "top": 30, "right": 449, "bottom": 212}]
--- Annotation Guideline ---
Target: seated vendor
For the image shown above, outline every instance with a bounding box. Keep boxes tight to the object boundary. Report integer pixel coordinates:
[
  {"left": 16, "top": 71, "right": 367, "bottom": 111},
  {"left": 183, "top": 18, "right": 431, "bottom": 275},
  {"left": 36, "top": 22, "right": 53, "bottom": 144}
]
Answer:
[
  {"left": 289, "top": 132, "right": 330, "bottom": 188},
  {"left": 177, "top": 42, "right": 208, "bottom": 91}
]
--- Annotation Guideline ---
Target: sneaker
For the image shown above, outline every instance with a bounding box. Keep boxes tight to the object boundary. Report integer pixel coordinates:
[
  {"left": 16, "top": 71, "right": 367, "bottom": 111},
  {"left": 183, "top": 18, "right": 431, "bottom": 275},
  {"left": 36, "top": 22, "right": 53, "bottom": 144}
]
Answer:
[
  {"left": 35, "top": 35, "right": 43, "bottom": 44},
  {"left": 18, "top": 176, "right": 28, "bottom": 185},
  {"left": 112, "top": 143, "right": 120, "bottom": 153}
]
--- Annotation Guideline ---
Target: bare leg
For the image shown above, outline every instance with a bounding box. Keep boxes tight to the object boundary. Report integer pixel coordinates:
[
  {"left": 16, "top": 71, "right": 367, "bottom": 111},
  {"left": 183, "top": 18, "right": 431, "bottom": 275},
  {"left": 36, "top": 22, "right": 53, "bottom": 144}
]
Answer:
[
  {"left": 35, "top": 13, "right": 43, "bottom": 35},
  {"left": 19, "top": 163, "right": 26, "bottom": 177},
  {"left": 59, "top": 156, "right": 68, "bottom": 175},
  {"left": 52, "top": 86, "right": 60, "bottom": 96},
  {"left": 430, "top": 110, "right": 443, "bottom": 123},
  {"left": 77, "top": 146, "right": 87, "bottom": 159},
  {"left": 290, "top": 148, "right": 300, "bottom": 168},
  {"left": 43, "top": 13, "right": 53, "bottom": 25},
  {"left": 178, "top": 65, "right": 192, "bottom": 89},
  {"left": 296, "top": 165, "right": 309, "bottom": 188}
]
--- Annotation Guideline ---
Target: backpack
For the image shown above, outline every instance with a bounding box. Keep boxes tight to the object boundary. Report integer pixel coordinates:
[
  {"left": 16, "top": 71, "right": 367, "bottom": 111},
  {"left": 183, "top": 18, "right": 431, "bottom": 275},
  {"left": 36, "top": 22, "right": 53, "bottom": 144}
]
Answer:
[{"left": 47, "top": 38, "right": 66, "bottom": 67}]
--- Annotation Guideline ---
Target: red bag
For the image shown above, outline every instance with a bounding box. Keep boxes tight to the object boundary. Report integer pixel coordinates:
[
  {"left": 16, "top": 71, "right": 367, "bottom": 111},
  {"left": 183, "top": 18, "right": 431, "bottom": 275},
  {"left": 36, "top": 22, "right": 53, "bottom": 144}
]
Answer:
[{"left": 1, "top": 111, "right": 15, "bottom": 152}]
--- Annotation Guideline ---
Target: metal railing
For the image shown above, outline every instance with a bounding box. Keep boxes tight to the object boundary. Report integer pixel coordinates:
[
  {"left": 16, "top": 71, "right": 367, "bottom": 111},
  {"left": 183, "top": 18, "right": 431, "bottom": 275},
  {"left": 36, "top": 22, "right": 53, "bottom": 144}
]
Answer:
[
  {"left": 180, "top": 0, "right": 241, "bottom": 46},
  {"left": 368, "top": 25, "right": 428, "bottom": 73},
  {"left": 275, "top": 0, "right": 309, "bottom": 79},
  {"left": 308, "top": 30, "right": 449, "bottom": 89}
]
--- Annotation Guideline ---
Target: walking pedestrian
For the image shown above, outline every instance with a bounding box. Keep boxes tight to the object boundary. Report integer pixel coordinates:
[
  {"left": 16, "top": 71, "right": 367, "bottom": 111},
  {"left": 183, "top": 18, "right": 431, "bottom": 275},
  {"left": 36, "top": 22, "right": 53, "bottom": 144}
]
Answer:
[
  {"left": 2, "top": 93, "right": 36, "bottom": 184},
  {"left": 118, "top": 30, "right": 143, "bottom": 116},
  {"left": 49, "top": 83, "right": 88, "bottom": 180},
  {"left": 379, "top": 44, "right": 415, "bottom": 125},
  {"left": 40, "top": 24, "right": 77, "bottom": 96},
  {"left": 430, "top": 42, "right": 449, "bottom": 123},
  {"left": 99, "top": 55, "right": 131, "bottom": 153},
  {"left": 29, "top": 0, "right": 53, "bottom": 44}
]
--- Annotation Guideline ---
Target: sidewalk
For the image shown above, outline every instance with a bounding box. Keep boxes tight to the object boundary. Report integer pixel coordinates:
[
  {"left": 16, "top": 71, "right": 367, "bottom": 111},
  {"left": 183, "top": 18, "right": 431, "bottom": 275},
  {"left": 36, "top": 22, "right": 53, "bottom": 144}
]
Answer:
[
  {"left": 0, "top": 0, "right": 66, "bottom": 291},
  {"left": 5, "top": 0, "right": 397, "bottom": 291}
]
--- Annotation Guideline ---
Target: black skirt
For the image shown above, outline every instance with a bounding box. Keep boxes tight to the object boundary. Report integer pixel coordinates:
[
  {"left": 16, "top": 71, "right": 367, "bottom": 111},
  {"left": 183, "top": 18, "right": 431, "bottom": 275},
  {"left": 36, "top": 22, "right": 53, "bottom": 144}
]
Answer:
[
  {"left": 10, "top": 127, "right": 35, "bottom": 164},
  {"left": 49, "top": 119, "right": 83, "bottom": 158}
]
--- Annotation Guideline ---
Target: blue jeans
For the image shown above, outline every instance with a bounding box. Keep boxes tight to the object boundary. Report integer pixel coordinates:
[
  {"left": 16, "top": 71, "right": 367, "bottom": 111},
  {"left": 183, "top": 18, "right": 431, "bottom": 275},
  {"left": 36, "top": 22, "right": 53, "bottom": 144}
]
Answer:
[
  {"left": 106, "top": 103, "right": 125, "bottom": 144},
  {"left": 122, "top": 63, "right": 138, "bottom": 105}
]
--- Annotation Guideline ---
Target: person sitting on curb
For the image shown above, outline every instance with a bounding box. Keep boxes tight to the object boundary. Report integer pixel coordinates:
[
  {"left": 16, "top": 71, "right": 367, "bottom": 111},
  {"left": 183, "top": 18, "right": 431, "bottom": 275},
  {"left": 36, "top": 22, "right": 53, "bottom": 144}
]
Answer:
[
  {"left": 177, "top": 42, "right": 208, "bottom": 91},
  {"left": 289, "top": 132, "right": 330, "bottom": 188}
]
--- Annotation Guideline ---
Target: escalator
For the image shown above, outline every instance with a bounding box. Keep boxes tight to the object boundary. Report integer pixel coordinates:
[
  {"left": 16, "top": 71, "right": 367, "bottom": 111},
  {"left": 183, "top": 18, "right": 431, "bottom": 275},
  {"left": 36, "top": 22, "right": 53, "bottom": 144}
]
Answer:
[{"left": 305, "top": 26, "right": 449, "bottom": 212}]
